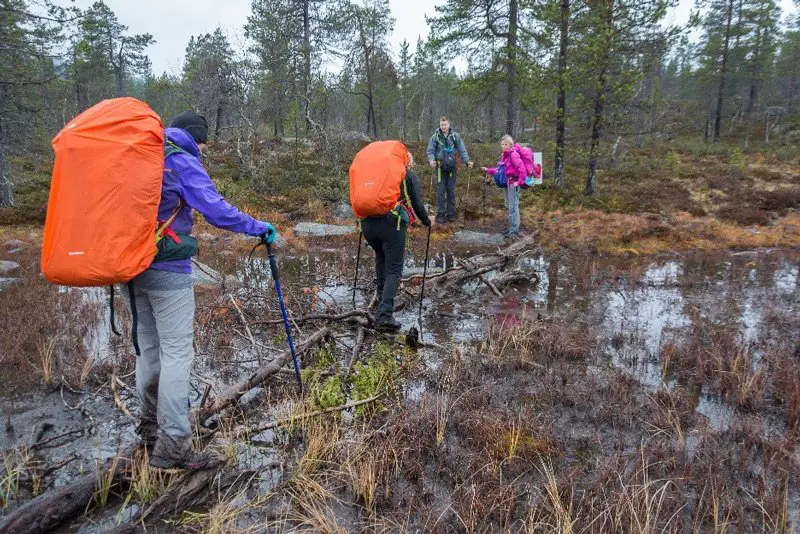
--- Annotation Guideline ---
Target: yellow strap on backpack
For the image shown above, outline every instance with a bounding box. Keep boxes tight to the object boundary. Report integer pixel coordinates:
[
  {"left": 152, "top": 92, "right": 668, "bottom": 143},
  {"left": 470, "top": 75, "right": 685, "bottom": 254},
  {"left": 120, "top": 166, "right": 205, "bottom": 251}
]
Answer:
[{"left": 154, "top": 200, "right": 184, "bottom": 244}]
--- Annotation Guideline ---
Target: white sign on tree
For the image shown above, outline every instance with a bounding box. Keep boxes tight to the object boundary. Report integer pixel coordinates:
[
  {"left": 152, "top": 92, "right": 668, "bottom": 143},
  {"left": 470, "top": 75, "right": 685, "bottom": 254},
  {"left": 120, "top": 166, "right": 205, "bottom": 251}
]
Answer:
[{"left": 533, "top": 152, "right": 543, "bottom": 185}]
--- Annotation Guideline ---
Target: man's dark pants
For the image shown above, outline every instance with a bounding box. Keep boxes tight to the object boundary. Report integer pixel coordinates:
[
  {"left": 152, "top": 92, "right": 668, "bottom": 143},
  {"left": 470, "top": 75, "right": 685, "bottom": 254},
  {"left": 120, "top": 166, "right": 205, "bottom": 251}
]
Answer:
[{"left": 435, "top": 169, "right": 456, "bottom": 221}]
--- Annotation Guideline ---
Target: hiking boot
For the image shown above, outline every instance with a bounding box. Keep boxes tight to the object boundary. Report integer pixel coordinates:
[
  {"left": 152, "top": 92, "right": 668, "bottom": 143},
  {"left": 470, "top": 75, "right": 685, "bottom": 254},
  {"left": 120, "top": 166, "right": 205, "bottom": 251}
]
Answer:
[
  {"left": 435, "top": 216, "right": 445, "bottom": 224},
  {"left": 447, "top": 216, "right": 456, "bottom": 223},
  {"left": 150, "top": 449, "right": 211, "bottom": 471},
  {"left": 375, "top": 318, "right": 402, "bottom": 333},
  {"left": 135, "top": 420, "right": 158, "bottom": 452}
]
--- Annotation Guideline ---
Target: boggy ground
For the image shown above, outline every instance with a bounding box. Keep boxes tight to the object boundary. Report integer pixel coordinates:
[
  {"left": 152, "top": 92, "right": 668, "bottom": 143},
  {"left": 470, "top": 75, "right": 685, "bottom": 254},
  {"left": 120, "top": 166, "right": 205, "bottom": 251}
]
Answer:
[
  {"left": 1, "top": 217, "right": 799, "bottom": 532},
  {"left": 199, "top": 247, "right": 799, "bottom": 532}
]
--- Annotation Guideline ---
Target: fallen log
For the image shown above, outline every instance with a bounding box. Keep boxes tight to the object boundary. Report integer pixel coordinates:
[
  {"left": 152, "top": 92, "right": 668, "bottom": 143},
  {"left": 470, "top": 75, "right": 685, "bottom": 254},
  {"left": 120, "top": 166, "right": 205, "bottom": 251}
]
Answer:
[
  {"left": 490, "top": 269, "right": 537, "bottom": 290},
  {"left": 250, "top": 309, "right": 374, "bottom": 328},
  {"left": 400, "top": 234, "right": 539, "bottom": 302},
  {"left": 237, "top": 393, "right": 385, "bottom": 439},
  {"left": 0, "top": 447, "right": 135, "bottom": 534},
  {"left": 193, "top": 326, "right": 331, "bottom": 425},
  {"left": 108, "top": 466, "right": 257, "bottom": 534},
  {"left": 344, "top": 326, "right": 366, "bottom": 380}
]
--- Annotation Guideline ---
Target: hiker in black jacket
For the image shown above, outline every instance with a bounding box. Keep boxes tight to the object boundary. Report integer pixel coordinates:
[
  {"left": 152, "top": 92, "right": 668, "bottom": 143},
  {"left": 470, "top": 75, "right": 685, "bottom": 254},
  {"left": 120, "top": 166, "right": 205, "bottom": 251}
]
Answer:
[{"left": 361, "top": 153, "right": 432, "bottom": 332}]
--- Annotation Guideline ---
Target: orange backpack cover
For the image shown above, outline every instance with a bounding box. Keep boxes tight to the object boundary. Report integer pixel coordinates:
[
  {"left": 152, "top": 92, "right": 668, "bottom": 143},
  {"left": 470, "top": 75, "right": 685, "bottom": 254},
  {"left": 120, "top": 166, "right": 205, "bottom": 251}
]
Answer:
[
  {"left": 41, "top": 98, "right": 164, "bottom": 286},
  {"left": 349, "top": 141, "right": 409, "bottom": 218}
]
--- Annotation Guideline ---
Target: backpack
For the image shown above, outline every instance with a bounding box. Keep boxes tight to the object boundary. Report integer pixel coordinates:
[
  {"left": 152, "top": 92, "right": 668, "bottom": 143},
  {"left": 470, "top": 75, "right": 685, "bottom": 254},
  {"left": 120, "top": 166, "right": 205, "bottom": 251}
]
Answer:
[
  {"left": 515, "top": 145, "right": 544, "bottom": 189},
  {"left": 349, "top": 141, "right": 410, "bottom": 220},
  {"left": 515, "top": 144, "right": 535, "bottom": 177},
  {"left": 493, "top": 163, "right": 508, "bottom": 188},
  {"left": 435, "top": 131, "right": 458, "bottom": 174},
  {"left": 42, "top": 97, "right": 165, "bottom": 286}
]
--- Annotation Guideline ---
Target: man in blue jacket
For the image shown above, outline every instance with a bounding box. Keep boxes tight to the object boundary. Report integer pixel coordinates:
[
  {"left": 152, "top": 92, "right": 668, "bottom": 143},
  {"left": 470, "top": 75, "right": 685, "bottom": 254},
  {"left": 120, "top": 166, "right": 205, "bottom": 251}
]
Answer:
[
  {"left": 130, "top": 112, "right": 276, "bottom": 470},
  {"left": 426, "top": 116, "right": 473, "bottom": 223}
]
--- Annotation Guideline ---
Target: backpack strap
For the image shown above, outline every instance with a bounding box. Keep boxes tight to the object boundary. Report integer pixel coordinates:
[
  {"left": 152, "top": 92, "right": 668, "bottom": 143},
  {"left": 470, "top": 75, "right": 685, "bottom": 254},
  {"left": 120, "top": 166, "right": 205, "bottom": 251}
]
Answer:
[
  {"left": 164, "top": 139, "right": 186, "bottom": 158},
  {"left": 155, "top": 199, "right": 185, "bottom": 244},
  {"left": 436, "top": 130, "right": 455, "bottom": 148},
  {"left": 389, "top": 178, "right": 415, "bottom": 230},
  {"left": 157, "top": 140, "right": 188, "bottom": 244}
]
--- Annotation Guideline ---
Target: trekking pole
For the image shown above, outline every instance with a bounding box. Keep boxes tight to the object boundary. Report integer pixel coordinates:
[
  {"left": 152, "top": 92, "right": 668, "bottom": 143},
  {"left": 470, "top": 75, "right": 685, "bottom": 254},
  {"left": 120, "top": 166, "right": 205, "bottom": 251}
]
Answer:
[
  {"left": 463, "top": 167, "right": 472, "bottom": 222},
  {"left": 417, "top": 225, "right": 432, "bottom": 339},
  {"left": 352, "top": 230, "right": 362, "bottom": 309},
  {"left": 482, "top": 172, "right": 487, "bottom": 223},
  {"left": 429, "top": 168, "right": 435, "bottom": 205},
  {"left": 264, "top": 238, "right": 303, "bottom": 389}
]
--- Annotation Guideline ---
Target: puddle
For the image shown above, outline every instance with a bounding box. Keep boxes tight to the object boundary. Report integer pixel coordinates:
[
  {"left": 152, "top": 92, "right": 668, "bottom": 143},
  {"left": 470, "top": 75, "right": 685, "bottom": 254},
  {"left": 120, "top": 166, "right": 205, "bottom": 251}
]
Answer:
[{"left": 238, "top": 246, "right": 799, "bottom": 410}]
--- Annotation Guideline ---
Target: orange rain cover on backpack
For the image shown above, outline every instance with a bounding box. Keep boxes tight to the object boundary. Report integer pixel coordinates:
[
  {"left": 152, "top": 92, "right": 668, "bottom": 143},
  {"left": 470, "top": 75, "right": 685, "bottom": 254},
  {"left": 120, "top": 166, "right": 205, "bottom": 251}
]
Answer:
[
  {"left": 41, "top": 98, "right": 164, "bottom": 286},
  {"left": 349, "top": 141, "right": 409, "bottom": 218}
]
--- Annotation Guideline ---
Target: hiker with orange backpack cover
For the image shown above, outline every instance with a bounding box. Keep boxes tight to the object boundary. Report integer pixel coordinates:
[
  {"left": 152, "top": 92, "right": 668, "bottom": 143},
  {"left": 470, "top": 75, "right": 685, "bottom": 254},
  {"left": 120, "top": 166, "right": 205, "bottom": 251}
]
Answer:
[
  {"left": 350, "top": 142, "right": 432, "bottom": 332},
  {"left": 482, "top": 134, "right": 526, "bottom": 239},
  {"left": 42, "top": 101, "right": 277, "bottom": 470},
  {"left": 131, "top": 112, "right": 277, "bottom": 470}
]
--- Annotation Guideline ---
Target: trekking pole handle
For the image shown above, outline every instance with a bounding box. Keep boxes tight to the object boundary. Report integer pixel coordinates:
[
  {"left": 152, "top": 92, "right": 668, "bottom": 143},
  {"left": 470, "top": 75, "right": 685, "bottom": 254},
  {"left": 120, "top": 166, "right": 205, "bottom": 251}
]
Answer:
[
  {"left": 265, "top": 243, "right": 279, "bottom": 279},
  {"left": 260, "top": 226, "right": 280, "bottom": 280}
]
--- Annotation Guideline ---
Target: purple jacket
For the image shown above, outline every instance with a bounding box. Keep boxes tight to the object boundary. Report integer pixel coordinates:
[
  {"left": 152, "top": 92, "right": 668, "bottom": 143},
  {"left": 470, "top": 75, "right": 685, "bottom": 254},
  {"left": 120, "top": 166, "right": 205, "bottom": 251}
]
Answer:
[
  {"left": 150, "top": 128, "right": 269, "bottom": 274},
  {"left": 485, "top": 148, "right": 527, "bottom": 187}
]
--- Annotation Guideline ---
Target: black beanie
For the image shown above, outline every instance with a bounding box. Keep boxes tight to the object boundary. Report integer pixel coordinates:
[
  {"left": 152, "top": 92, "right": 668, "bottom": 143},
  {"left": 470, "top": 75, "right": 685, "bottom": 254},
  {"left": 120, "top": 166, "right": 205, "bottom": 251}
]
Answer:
[{"left": 170, "top": 111, "right": 209, "bottom": 145}]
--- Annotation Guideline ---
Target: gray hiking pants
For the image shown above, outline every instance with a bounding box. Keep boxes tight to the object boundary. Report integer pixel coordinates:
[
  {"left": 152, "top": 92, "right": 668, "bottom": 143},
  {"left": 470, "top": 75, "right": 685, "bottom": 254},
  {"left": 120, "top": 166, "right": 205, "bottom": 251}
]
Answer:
[
  {"left": 124, "top": 269, "right": 195, "bottom": 457},
  {"left": 361, "top": 215, "right": 407, "bottom": 323},
  {"left": 436, "top": 169, "right": 456, "bottom": 220}
]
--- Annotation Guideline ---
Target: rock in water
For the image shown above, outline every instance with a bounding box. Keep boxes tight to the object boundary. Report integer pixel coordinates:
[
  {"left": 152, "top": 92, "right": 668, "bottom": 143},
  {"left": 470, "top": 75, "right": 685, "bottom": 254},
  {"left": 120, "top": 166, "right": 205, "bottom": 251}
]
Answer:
[
  {"left": 294, "top": 222, "right": 356, "bottom": 237},
  {"left": 3, "top": 239, "right": 25, "bottom": 250},
  {"left": 0, "top": 278, "right": 22, "bottom": 290},
  {"left": 452, "top": 231, "right": 505, "bottom": 246},
  {"left": 0, "top": 261, "right": 20, "bottom": 275},
  {"left": 192, "top": 260, "right": 227, "bottom": 290},
  {"left": 333, "top": 202, "right": 355, "bottom": 220}
]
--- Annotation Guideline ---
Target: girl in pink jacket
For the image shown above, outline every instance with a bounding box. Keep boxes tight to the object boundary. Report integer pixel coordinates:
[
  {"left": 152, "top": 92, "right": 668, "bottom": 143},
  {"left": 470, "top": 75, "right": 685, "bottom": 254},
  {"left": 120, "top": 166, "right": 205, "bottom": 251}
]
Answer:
[{"left": 482, "top": 135, "right": 524, "bottom": 238}]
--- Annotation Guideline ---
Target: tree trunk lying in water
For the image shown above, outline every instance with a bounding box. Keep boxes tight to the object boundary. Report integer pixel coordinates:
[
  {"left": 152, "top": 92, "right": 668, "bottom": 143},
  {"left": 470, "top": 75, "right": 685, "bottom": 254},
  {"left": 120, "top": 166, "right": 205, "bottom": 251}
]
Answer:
[
  {"left": 0, "top": 447, "right": 135, "bottom": 534},
  {"left": 108, "top": 467, "right": 257, "bottom": 534},
  {"left": 400, "top": 233, "right": 540, "bottom": 301},
  {"left": 193, "top": 326, "right": 331, "bottom": 425}
]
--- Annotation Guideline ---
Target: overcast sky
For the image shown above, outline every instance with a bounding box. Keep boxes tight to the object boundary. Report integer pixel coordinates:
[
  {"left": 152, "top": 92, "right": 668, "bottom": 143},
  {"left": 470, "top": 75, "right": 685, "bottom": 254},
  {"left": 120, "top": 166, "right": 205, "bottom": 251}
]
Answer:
[{"left": 56, "top": 0, "right": 797, "bottom": 77}]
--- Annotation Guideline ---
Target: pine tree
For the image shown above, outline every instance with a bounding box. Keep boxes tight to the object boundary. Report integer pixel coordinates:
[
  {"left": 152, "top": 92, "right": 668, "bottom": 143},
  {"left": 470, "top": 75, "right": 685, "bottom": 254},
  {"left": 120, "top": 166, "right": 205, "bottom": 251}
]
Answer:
[
  {"left": 246, "top": 0, "right": 332, "bottom": 133},
  {"left": 0, "top": 0, "right": 66, "bottom": 207},
  {"left": 183, "top": 28, "right": 238, "bottom": 139},
  {"left": 74, "top": 1, "right": 153, "bottom": 101},
  {"left": 428, "top": 0, "right": 529, "bottom": 136},
  {"left": 331, "top": 0, "right": 395, "bottom": 138}
]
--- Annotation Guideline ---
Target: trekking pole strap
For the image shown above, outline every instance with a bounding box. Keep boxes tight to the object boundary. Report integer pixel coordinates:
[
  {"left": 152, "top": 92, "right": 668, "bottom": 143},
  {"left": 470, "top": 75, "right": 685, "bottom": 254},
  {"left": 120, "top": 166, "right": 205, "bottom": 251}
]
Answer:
[
  {"left": 109, "top": 285, "right": 121, "bottom": 336},
  {"left": 127, "top": 281, "right": 141, "bottom": 357}
]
